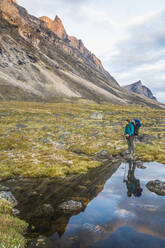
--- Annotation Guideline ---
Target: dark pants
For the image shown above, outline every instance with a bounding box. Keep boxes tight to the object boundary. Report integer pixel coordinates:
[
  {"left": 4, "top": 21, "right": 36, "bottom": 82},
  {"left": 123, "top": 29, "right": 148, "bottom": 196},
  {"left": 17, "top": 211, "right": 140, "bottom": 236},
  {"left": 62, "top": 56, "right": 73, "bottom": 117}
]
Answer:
[{"left": 126, "top": 136, "right": 135, "bottom": 154}]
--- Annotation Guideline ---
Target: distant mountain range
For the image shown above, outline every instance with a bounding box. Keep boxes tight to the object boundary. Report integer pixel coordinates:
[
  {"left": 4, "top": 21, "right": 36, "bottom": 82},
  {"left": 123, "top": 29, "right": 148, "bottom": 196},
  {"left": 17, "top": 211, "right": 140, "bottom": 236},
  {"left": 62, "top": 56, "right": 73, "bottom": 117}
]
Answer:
[
  {"left": 0, "top": 0, "right": 164, "bottom": 108},
  {"left": 123, "top": 81, "right": 157, "bottom": 101}
]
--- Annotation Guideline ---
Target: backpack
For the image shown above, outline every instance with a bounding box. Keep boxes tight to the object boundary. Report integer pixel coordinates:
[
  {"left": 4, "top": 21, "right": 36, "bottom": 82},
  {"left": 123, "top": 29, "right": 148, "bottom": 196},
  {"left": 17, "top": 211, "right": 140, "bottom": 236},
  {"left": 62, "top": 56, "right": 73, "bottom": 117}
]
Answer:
[{"left": 132, "top": 119, "right": 141, "bottom": 136}]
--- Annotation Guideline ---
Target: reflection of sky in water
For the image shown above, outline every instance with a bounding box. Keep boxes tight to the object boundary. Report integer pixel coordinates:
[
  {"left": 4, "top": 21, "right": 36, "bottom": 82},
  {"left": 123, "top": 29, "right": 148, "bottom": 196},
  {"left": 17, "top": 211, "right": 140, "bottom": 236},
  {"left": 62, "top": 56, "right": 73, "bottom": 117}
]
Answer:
[{"left": 65, "top": 162, "right": 165, "bottom": 243}]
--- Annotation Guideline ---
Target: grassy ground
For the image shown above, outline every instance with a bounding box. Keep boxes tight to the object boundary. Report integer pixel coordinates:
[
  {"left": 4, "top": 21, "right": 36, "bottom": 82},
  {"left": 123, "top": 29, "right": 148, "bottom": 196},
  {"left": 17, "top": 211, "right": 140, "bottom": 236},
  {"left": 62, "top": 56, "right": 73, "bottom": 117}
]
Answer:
[
  {"left": 0, "top": 199, "right": 28, "bottom": 248},
  {"left": 0, "top": 101, "right": 164, "bottom": 180}
]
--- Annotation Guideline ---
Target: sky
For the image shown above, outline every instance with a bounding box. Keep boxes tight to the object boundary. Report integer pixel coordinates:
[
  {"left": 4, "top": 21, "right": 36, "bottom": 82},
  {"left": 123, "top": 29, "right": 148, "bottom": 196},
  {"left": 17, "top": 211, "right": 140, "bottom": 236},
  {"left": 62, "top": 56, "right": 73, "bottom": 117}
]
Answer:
[{"left": 18, "top": 0, "right": 165, "bottom": 103}]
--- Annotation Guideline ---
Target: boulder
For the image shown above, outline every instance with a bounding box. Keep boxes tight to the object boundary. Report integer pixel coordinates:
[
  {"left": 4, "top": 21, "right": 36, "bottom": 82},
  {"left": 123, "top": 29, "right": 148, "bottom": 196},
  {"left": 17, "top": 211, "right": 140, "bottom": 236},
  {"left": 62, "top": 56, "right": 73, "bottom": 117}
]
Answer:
[
  {"left": 52, "top": 141, "right": 66, "bottom": 150},
  {"left": 59, "top": 200, "right": 83, "bottom": 211},
  {"left": 136, "top": 161, "right": 146, "bottom": 169},
  {"left": 0, "top": 191, "right": 18, "bottom": 206},
  {"left": 36, "top": 204, "right": 54, "bottom": 217},
  {"left": 90, "top": 113, "right": 103, "bottom": 120},
  {"left": 146, "top": 180, "right": 165, "bottom": 195},
  {"left": 12, "top": 208, "right": 20, "bottom": 215}
]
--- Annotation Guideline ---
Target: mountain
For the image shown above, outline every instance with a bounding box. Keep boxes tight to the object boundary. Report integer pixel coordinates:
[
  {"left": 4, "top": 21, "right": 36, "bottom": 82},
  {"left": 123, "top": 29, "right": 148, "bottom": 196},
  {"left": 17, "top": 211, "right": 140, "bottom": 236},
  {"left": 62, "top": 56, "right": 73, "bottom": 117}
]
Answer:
[
  {"left": 123, "top": 81, "right": 157, "bottom": 101},
  {"left": 0, "top": 0, "right": 164, "bottom": 108},
  {"left": 39, "top": 15, "right": 105, "bottom": 72}
]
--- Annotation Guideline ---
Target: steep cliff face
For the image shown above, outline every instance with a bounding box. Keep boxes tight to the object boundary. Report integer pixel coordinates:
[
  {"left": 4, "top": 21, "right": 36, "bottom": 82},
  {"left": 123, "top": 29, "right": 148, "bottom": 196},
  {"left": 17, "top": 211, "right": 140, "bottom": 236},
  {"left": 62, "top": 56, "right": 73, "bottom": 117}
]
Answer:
[
  {"left": 123, "top": 81, "right": 157, "bottom": 101},
  {"left": 40, "top": 15, "right": 104, "bottom": 71},
  {"left": 0, "top": 0, "right": 164, "bottom": 107}
]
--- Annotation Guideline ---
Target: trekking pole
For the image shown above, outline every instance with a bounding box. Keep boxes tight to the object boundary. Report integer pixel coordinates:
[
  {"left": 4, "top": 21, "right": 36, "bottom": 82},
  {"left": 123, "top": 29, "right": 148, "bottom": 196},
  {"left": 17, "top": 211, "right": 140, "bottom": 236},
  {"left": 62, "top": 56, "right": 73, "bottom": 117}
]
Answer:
[{"left": 123, "top": 162, "right": 127, "bottom": 183}]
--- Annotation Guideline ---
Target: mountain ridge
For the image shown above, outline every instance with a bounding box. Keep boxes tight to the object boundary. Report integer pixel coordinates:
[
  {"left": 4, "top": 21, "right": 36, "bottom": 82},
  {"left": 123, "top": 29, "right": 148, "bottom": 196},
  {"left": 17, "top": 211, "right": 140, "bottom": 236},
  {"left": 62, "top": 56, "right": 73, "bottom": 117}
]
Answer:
[
  {"left": 0, "top": 0, "right": 164, "bottom": 108},
  {"left": 39, "top": 15, "right": 105, "bottom": 72}
]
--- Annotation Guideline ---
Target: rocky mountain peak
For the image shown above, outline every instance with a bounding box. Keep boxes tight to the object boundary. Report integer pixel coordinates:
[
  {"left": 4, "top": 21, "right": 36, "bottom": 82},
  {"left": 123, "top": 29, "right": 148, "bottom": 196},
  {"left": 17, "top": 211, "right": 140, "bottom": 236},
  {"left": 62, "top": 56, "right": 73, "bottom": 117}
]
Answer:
[
  {"left": 40, "top": 15, "right": 67, "bottom": 40},
  {"left": 123, "top": 81, "right": 157, "bottom": 101},
  {"left": 54, "top": 15, "right": 62, "bottom": 23},
  {"left": 135, "top": 80, "right": 142, "bottom": 86}
]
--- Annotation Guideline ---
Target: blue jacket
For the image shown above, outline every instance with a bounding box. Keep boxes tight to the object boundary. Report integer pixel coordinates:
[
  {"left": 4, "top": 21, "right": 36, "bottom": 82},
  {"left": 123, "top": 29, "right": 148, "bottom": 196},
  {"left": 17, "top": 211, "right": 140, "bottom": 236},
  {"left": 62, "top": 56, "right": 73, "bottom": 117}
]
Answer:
[{"left": 124, "top": 122, "right": 134, "bottom": 136}]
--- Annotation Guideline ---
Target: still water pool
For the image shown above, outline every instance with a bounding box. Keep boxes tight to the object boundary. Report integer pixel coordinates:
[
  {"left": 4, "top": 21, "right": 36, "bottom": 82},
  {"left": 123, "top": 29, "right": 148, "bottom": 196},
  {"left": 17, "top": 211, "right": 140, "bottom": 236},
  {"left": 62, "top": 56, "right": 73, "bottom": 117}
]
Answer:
[{"left": 29, "top": 161, "right": 165, "bottom": 248}]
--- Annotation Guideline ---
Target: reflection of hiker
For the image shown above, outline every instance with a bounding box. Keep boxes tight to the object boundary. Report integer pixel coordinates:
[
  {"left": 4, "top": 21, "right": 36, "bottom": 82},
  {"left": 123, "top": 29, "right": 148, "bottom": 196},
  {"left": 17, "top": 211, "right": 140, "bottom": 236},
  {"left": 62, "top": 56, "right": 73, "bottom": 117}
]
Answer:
[
  {"left": 124, "top": 119, "right": 135, "bottom": 156},
  {"left": 123, "top": 160, "right": 143, "bottom": 197}
]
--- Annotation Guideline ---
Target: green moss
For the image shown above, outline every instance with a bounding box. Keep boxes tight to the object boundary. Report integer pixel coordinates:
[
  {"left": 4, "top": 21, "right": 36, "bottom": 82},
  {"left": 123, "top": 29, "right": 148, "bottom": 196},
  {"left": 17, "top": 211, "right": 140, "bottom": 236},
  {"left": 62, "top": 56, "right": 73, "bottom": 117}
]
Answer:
[
  {"left": 0, "top": 199, "right": 28, "bottom": 248},
  {"left": 0, "top": 101, "right": 164, "bottom": 180}
]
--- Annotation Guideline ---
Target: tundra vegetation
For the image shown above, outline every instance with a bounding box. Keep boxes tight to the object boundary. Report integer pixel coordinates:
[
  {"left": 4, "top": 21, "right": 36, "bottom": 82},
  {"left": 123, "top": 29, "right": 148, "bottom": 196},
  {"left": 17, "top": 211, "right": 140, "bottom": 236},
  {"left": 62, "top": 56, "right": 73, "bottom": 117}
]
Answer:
[
  {"left": 0, "top": 199, "right": 28, "bottom": 248},
  {"left": 0, "top": 101, "right": 164, "bottom": 180}
]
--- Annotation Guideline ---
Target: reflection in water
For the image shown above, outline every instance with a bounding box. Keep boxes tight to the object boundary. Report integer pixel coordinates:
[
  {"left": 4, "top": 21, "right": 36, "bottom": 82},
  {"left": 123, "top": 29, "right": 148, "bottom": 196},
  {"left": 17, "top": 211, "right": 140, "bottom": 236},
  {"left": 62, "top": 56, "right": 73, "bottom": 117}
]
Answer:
[
  {"left": 123, "top": 160, "right": 143, "bottom": 197},
  {"left": 3, "top": 160, "right": 121, "bottom": 238},
  {"left": 3, "top": 161, "right": 165, "bottom": 248}
]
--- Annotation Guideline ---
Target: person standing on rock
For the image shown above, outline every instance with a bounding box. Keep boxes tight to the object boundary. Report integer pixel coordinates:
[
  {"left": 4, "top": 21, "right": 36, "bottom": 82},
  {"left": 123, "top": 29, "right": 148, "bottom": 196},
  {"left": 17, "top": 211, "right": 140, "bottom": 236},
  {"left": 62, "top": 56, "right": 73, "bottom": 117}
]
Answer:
[{"left": 124, "top": 119, "right": 135, "bottom": 156}]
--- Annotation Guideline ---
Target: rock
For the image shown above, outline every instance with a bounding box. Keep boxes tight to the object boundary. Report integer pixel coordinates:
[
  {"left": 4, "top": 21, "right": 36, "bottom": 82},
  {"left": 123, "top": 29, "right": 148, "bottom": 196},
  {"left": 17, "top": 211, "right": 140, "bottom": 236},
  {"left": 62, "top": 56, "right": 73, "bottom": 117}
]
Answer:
[
  {"left": 59, "top": 132, "right": 71, "bottom": 139},
  {"left": 40, "top": 15, "right": 104, "bottom": 71},
  {"left": 18, "top": 59, "right": 25, "bottom": 65},
  {"left": 90, "top": 113, "right": 103, "bottom": 120},
  {"left": 0, "top": 185, "right": 10, "bottom": 191},
  {"left": 137, "top": 134, "right": 157, "bottom": 144},
  {"left": 12, "top": 208, "right": 20, "bottom": 215},
  {"left": 0, "top": 191, "right": 18, "bottom": 206},
  {"left": 40, "top": 15, "right": 67, "bottom": 40},
  {"left": 16, "top": 123, "right": 27, "bottom": 129},
  {"left": 52, "top": 142, "right": 66, "bottom": 150},
  {"left": 36, "top": 204, "right": 54, "bottom": 217},
  {"left": 59, "top": 200, "right": 83, "bottom": 211},
  {"left": 146, "top": 180, "right": 165, "bottom": 195},
  {"left": 39, "top": 138, "right": 51, "bottom": 144},
  {"left": 136, "top": 161, "right": 146, "bottom": 169},
  {"left": 100, "top": 150, "right": 108, "bottom": 156}
]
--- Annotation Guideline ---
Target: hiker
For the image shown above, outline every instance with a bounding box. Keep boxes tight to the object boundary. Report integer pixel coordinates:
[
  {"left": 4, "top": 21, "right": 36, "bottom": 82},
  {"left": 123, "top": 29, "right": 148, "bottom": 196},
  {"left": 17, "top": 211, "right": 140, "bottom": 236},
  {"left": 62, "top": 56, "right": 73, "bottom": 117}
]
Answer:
[
  {"left": 123, "top": 160, "right": 143, "bottom": 197},
  {"left": 124, "top": 119, "right": 135, "bottom": 156}
]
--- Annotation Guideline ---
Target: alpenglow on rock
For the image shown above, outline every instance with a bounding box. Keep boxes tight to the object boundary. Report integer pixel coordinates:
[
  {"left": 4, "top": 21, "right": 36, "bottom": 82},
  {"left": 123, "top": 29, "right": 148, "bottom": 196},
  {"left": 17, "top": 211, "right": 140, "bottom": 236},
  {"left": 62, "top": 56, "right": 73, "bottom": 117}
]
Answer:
[
  {"left": 40, "top": 15, "right": 104, "bottom": 71},
  {"left": 123, "top": 81, "right": 157, "bottom": 101},
  {"left": 0, "top": 0, "right": 164, "bottom": 108}
]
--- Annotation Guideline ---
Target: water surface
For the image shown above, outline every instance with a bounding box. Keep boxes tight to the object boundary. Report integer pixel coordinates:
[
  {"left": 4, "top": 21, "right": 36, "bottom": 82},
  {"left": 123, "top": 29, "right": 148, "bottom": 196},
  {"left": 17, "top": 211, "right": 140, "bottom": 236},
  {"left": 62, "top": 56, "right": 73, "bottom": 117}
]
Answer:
[{"left": 30, "top": 161, "right": 165, "bottom": 248}]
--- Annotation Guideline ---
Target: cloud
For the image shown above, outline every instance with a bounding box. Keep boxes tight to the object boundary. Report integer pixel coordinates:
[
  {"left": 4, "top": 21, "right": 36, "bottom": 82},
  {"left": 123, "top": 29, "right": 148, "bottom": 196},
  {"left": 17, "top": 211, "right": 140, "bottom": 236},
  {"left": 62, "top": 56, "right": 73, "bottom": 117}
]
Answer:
[
  {"left": 115, "top": 209, "right": 135, "bottom": 218},
  {"left": 104, "top": 10, "right": 165, "bottom": 103}
]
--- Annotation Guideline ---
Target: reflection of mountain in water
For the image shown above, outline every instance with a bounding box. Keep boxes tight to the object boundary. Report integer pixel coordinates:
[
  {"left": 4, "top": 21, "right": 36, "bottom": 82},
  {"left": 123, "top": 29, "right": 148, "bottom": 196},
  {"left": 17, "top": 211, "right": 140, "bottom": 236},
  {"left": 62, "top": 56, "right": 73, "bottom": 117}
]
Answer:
[{"left": 3, "top": 161, "right": 121, "bottom": 237}]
